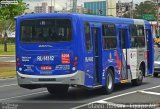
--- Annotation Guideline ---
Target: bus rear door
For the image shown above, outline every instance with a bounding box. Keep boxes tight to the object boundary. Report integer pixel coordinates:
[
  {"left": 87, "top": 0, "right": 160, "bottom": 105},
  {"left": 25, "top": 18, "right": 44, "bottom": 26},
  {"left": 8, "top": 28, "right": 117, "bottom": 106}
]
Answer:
[
  {"left": 91, "top": 23, "right": 102, "bottom": 85},
  {"left": 118, "top": 25, "right": 130, "bottom": 80}
]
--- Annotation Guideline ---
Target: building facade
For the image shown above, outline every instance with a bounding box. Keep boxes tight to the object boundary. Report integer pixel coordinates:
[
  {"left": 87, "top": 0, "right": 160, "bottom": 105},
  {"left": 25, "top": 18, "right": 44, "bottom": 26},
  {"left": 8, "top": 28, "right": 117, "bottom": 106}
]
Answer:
[
  {"left": 48, "top": 6, "right": 54, "bottom": 13},
  {"left": 84, "top": 1, "right": 107, "bottom": 16},
  {"left": 107, "top": 0, "right": 116, "bottom": 16},
  {"left": 34, "top": 2, "right": 47, "bottom": 13},
  {"left": 116, "top": 1, "right": 132, "bottom": 17}
]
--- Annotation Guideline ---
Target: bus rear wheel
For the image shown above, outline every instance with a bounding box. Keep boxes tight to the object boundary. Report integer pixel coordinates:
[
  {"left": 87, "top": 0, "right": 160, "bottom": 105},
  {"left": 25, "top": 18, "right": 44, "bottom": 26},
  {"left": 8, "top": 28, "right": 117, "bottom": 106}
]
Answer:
[
  {"left": 104, "top": 69, "right": 114, "bottom": 94},
  {"left": 131, "top": 69, "right": 143, "bottom": 86},
  {"left": 47, "top": 85, "right": 69, "bottom": 95}
]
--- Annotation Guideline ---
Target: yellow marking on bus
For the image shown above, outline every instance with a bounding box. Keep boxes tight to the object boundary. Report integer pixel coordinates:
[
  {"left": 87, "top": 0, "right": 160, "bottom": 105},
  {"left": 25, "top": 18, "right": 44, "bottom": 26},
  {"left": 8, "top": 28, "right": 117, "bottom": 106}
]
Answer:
[{"left": 120, "top": 80, "right": 128, "bottom": 83}]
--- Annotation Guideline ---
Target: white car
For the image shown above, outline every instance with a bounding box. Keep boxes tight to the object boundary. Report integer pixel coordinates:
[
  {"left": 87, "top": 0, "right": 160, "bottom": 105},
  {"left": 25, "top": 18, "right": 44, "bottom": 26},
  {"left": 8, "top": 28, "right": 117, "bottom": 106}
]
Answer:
[{"left": 154, "top": 55, "right": 160, "bottom": 77}]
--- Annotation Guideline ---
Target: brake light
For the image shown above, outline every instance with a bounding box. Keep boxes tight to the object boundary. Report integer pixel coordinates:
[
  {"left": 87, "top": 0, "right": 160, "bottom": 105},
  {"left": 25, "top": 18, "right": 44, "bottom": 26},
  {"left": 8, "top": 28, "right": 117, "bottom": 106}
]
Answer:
[
  {"left": 73, "top": 56, "right": 78, "bottom": 66},
  {"left": 17, "top": 57, "right": 21, "bottom": 67},
  {"left": 73, "top": 62, "right": 78, "bottom": 66},
  {"left": 144, "top": 51, "right": 147, "bottom": 59},
  {"left": 17, "top": 63, "right": 21, "bottom": 67}
]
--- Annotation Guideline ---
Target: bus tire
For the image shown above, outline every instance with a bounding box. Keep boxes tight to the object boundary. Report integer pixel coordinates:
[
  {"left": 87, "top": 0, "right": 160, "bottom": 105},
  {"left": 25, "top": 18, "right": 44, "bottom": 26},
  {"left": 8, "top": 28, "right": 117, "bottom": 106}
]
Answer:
[
  {"left": 153, "top": 73, "right": 159, "bottom": 77},
  {"left": 47, "top": 85, "right": 69, "bottom": 95},
  {"left": 104, "top": 69, "right": 114, "bottom": 94},
  {"left": 131, "top": 68, "right": 143, "bottom": 86}
]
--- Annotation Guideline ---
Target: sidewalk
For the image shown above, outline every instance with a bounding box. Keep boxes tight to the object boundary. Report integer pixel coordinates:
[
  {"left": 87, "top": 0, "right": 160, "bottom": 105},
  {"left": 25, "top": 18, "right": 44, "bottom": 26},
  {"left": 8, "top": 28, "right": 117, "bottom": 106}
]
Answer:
[{"left": 0, "top": 55, "right": 15, "bottom": 57}]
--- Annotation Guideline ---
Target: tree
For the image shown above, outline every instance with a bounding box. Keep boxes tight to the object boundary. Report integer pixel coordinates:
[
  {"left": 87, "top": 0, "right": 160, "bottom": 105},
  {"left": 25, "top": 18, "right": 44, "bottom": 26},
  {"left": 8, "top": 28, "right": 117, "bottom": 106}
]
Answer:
[
  {"left": 0, "top": 0, "right": 28, "bottom": 52},
  {"left": 123, "top": 1, "right": 157, "bottom": 19}
]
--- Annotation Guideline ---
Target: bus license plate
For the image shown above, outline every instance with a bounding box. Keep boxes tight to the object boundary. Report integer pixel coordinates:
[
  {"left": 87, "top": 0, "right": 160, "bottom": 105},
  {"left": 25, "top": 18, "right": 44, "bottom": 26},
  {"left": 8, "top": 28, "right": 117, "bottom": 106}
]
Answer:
[{"left": 41, "top": 66, "right": 52, "bottom": 70}]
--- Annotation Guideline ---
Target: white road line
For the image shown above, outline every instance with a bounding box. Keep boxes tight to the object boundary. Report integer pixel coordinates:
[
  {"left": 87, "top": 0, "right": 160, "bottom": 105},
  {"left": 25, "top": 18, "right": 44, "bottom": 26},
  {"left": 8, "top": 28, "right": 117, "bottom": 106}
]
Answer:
[
  {"left": 0, "top": 91, "right": 48, "bottom": 101},
  {"left": 0, "top": 84, "right": 17, "bottom": 88},
  {"left": 71, "top": 91, "right": 137, "bottom": 109},
  {"left": 138, "top": 90, "right": 160, "bottom": 96},
  {"left": 72, "top": 85, "right": 160, "bottom": 109},
  {"left": 142, "top": 85, "right": 160, "bottom": 91}
]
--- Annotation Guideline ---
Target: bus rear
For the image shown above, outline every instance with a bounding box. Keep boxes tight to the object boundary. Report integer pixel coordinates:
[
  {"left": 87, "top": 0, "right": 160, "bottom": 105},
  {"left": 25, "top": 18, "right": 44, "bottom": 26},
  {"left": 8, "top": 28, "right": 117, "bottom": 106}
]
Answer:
[{"left": 15, "top": 14, "right": 84, "bottom": 93}]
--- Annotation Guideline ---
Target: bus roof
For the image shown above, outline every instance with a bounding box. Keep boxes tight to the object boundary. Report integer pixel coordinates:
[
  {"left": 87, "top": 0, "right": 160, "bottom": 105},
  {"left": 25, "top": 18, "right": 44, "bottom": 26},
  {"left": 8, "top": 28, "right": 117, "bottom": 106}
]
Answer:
[{"left": 16, "top": 13, "right": 150, "bottom": 25}]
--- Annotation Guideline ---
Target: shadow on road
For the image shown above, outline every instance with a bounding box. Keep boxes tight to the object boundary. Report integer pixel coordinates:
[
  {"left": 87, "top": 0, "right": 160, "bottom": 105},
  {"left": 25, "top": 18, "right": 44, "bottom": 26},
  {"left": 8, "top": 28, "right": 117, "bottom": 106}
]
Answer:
[{"left": 23, "top": 82, "right": 150, "bottom": 102}]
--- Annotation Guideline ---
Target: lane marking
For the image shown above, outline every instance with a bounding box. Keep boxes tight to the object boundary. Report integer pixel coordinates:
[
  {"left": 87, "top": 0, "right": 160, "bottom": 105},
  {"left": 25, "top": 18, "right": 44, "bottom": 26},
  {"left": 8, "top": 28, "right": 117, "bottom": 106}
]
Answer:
[
  {"left": 71, "top": 91, "right": 137, "bottom": 109},
  {"left": 72, "top": 85, "right": 160, "bottom": 109},
  {"left": 142, "top": 85, "right": 160, "bottom": 91},
  {"left": 138, "top": 90, "right": 160, "bottom": 96},
  {"left": 0, "top": 84, "right": 17, "bottom": 88},
  {"left": 0, "top": 91, "right": 48, "bottom": 101}
]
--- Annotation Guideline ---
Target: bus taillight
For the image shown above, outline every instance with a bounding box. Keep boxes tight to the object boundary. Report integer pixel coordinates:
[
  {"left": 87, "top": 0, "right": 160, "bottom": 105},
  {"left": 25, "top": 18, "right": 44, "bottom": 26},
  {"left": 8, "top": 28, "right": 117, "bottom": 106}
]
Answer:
[
  {"left": 17, "top": 63, "right": 21, "bottom": 67},
  {"left": 73, "top": 57, "right": 78, "bottom": 66},
  {"left": 144, "top": 51, "right": 147, "bottom": 59},
  {"left": 74, "top": 57, "right": 78, "bottom": 61},
  {"left": 16, "top": 58, "right": 21, "bottom": 67},
  {"left": 73, "top": 62, "right": 78, "bottom": 66}
]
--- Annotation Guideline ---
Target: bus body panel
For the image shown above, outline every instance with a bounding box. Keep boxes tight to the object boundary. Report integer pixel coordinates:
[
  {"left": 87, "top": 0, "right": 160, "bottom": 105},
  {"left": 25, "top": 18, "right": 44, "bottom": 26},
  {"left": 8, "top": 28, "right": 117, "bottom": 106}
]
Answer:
[
  {"left": 16, "top": 14, "right": 86, "bottom": 87},
  {"left": 127, "top": 49, "right": 138, "bottom": 80},
  {"left": 145, "top": 22, "right": 154, "bottom": 75}
]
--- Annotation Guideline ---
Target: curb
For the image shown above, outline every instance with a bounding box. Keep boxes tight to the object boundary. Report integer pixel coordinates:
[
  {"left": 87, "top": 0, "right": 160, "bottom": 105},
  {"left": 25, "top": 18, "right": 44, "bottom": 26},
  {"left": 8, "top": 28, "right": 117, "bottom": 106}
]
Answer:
[
  {"left": 0, "top": 55, "right": 15, "bottom": 57},
  {"left": 0, "top": 76, "right": 16, "bottom": 80}
]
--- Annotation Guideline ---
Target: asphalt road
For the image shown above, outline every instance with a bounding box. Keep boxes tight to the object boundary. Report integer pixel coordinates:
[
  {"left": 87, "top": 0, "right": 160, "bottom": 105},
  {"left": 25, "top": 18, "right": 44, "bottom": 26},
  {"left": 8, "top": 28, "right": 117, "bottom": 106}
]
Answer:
[
  {"left": 0, "top": 76, "right": 160, "bottom": 109},
  {"left": 0, "top": 56, "right": 15, "bottom": 62}
]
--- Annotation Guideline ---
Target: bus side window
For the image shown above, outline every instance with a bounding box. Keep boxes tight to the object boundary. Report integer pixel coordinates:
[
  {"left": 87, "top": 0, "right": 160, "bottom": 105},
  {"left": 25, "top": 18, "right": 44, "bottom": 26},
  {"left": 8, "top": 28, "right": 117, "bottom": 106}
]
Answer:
[
  {"left": 137, "top": 25, "right": 145, "bottom": 47},
  {"left": 84, "top": 22, "right": 91, "bottom": 50},
  {"left": 102, "top": 23, "right": 117, "bottom": 50},
  {"left": 130, "top": 25, "right": 138, "bottom": 48}
]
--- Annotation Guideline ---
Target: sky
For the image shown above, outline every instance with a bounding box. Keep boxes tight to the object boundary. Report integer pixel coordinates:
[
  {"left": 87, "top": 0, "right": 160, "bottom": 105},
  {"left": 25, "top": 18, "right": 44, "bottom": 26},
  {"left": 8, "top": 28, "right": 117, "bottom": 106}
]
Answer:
[{"left": 23, "top": 0, "right": 147, "bottom": 11}]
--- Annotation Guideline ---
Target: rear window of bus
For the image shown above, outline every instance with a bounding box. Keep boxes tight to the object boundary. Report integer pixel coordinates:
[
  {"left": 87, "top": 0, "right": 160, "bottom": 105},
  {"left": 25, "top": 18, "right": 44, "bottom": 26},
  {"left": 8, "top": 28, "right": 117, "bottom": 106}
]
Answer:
[{"left": 20, "top": 19, "right": 72, "bottom": 43}]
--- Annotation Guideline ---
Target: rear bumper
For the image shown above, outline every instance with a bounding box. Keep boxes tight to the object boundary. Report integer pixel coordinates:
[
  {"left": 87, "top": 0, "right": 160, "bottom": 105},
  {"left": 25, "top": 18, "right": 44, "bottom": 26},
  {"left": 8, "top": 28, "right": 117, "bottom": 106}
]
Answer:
[{"left": 17, "top": 71, "right": 85, "bottom": 87}]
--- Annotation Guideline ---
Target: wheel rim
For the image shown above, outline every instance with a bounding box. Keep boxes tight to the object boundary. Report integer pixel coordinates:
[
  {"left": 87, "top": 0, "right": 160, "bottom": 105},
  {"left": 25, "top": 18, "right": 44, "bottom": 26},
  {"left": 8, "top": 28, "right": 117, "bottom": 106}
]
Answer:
[
  {"left": 138, "top": 70, "right": 143, "bottom": 81},
  {"left": 107, "top": 73, "right": 113, "bottom": 90}
]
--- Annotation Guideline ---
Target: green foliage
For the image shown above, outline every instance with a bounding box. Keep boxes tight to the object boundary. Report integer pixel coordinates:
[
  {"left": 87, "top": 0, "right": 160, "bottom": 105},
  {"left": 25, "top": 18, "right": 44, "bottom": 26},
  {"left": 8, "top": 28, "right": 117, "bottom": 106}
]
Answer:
[
  {"left": 0, "top": 44, "right": 15, "bottom": 55},
  {"left": 0, "top": 37, "right": 15, "bottom": 44},
  {"left": 0, "top": 0, "right": 27, "bottom": 52},
  {"left": 0, "top": 0, "right": 28, "bottom": 34},
  {"left": 123, "top": 1, "right": 157, "bottom": 19},
  {"left": 0, "top": 0, "right": 28, "bottom": 21}
]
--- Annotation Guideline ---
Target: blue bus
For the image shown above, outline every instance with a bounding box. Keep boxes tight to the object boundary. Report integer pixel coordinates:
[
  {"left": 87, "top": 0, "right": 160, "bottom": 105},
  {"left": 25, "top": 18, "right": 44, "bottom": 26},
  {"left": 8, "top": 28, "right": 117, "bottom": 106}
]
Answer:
[{"left": 15, "top": 13, "right": 154, "bottom": 94}]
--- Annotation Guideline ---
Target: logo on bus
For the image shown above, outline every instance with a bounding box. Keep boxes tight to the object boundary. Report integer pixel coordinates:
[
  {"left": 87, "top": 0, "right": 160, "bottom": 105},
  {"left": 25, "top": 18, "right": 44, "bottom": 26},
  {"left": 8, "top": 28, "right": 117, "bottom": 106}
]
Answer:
[
  {"left": 85, "top": 57, "right": 93, "bottom": 62},
  {"left": 61, "top": 54, "right": 70, "bottom": 64}
]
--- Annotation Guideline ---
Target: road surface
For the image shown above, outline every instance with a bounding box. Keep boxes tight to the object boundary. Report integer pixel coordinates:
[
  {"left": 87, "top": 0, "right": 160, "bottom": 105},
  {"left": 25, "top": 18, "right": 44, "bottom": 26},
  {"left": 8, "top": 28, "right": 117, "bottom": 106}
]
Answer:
[{"left": 0, "top": 76, "right": 160, "bottom": 109}]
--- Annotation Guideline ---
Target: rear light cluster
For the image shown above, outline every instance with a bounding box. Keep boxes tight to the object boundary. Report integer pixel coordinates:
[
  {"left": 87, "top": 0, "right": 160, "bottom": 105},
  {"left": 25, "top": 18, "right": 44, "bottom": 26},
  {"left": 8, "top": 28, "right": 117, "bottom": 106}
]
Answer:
[
  {"left": 73, "top": 57, "right": 78, "bottom": 66},
  {"left": 17, "top": 58, "right": 21, "bottom": 67},
  {"left": 144, "top": 51, "right": 148, "bottom": 59},
  {"left": 41, "top": 66, "right": 52, "bottom": 70}
]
